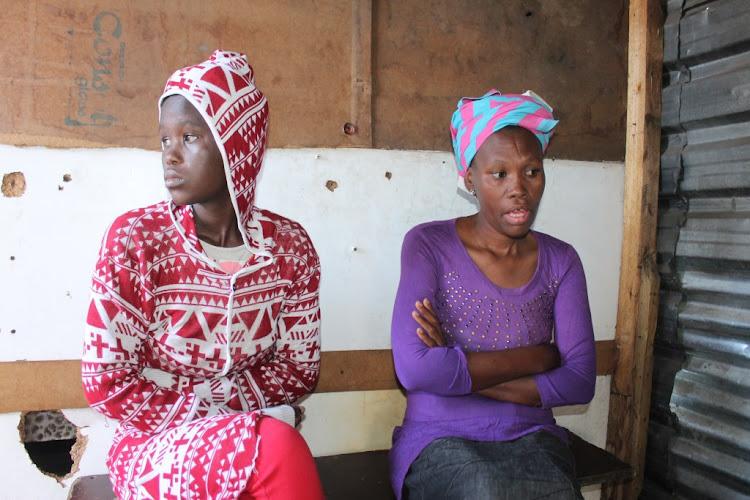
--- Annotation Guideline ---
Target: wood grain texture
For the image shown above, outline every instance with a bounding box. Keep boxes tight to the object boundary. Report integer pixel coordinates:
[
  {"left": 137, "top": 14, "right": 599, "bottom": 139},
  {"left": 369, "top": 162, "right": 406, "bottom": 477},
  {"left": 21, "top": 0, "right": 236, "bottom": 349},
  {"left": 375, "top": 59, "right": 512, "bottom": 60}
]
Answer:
[
  {"left": 348, "top": 0, "right": 373, "bottom": 147},
  {"left": 0, "top": 340, "right": 616, "bottom": 413},
  {"left": 0, "top": 1, "right": 626, "bottom": 160},
  {"left": 0, "top": 1, "right": 353, "bottom": 149},
  {"left": 372, "top": 0, "right": 628, "bottom": 160},
  {"left": 0, "top": 360, "right": 89, "bottom": 413},
  {"left": 603, "top": 0, "right": 664, "bottom": 498},
  {"left": 315, "top": 349, "right": 397, "bottom": 393}
]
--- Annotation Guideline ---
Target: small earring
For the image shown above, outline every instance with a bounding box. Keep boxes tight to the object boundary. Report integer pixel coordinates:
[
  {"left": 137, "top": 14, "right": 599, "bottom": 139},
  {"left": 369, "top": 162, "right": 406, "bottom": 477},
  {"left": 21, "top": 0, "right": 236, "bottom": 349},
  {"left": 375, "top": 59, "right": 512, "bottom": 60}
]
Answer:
[{"left": 469, "top": 189, "right": 476, "bottom": 197}]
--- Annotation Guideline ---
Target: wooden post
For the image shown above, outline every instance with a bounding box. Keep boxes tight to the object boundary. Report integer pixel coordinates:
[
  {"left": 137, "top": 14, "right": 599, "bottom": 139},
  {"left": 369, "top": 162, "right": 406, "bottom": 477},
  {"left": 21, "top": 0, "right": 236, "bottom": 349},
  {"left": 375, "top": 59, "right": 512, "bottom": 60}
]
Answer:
[
  {"left": 602, "top": 0, "right": 664, "bottom": 498},
  {"left": 349, "top": 0, "right": 373, "bottom": 147}
]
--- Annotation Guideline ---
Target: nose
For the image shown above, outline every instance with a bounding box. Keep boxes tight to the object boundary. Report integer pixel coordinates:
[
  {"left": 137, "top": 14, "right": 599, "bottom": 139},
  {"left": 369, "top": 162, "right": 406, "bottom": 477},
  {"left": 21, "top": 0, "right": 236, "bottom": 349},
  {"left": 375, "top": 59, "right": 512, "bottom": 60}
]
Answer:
[
  {"left": 162, "top": 142, "right": 182, "bottom": 166},
  {"left": 507, "top": 173, "right": 526, "bottom": 198}
]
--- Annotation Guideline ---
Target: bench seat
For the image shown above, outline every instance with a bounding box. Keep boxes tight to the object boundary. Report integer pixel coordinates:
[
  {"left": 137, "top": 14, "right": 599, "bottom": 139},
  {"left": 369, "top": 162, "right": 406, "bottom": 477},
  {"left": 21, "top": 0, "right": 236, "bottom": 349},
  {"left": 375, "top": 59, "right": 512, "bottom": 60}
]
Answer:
[{"left": 68, "top": 430, "right": 633, "bottom": 499}]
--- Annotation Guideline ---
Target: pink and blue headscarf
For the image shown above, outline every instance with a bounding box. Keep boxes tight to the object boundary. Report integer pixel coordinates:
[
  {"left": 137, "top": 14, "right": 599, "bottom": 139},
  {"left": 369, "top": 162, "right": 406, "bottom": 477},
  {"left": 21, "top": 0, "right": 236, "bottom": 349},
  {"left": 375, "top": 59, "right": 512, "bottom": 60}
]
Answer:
[{"left": 450, "top": 89, "right": 558, "bottom": 178}]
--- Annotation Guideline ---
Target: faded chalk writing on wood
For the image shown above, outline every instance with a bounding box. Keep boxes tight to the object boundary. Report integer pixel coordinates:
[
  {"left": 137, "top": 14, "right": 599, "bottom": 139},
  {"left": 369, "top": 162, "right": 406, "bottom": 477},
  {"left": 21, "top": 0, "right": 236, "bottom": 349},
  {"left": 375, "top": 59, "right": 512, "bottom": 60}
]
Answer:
[
  {"left": 66, "top": 11, "right": 125, "bottom": 127},
  {"left": 0, "top": 1, "right": 625, "bottom": 157}
]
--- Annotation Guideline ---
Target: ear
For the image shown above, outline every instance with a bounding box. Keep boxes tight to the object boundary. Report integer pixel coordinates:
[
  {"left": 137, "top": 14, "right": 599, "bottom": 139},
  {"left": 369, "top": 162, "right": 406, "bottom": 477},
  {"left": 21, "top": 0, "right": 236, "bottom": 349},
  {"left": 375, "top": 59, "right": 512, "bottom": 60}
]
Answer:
[{"left": 463, "top": 166, "right": 474, "bottom": 193}]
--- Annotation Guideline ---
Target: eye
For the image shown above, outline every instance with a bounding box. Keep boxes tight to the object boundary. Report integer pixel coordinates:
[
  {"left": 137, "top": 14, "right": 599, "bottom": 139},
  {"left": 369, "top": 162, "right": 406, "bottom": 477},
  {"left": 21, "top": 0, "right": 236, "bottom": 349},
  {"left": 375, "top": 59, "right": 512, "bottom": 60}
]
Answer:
[
  {"left": 525, "top": 168, "right": 542, "bottom": 178},
  {"left": 491, "top": 171, "right": 507, "bottom": 179},
  {"left": 161, "top": 137, "right": 170, "bottom": 150},
  {"left": 184, "top": 133, "right": 198, "bottom": 144}
]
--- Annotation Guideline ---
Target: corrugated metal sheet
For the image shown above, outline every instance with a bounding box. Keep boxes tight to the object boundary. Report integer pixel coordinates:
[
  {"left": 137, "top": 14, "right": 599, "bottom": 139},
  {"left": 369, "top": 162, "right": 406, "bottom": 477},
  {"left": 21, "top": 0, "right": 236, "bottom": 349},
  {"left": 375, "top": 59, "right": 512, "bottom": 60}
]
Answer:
[{"left": 646, "top": 0, "right": 750, "bottom": 498}]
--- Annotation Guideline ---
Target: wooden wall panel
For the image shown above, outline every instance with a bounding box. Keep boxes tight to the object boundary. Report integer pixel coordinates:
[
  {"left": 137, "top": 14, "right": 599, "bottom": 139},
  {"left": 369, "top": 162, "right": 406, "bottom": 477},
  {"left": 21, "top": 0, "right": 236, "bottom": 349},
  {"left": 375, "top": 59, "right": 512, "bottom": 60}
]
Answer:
[
  {"left": 0, "top": 341, "right": 617, "bottom": 413},
  {"left": 0, "top": 0, "right": 357, "bottom": 149},
  {"left": 373, "top": 0, "right": 628, "bottom": 160},
  {"left": 0, "top": 1, "right": 627, "bottom": 159}
]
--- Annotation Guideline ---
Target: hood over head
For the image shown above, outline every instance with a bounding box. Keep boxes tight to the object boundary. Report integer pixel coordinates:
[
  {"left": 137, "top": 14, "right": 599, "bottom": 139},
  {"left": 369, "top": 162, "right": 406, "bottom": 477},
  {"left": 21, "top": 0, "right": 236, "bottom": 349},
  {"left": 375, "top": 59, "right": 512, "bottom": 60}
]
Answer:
[{"left": 160, "top": 49, "right": 269, "bottom": 250}]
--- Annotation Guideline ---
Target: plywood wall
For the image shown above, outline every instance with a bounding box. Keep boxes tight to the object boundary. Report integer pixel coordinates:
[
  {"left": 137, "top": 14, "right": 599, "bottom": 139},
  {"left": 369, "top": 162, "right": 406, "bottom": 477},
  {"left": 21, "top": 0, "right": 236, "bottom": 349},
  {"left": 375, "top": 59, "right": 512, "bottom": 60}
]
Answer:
[
  {"left": 0, "top": 0, "right": 627, "bottom": 160},
  {"left": 373, "top": 1, "right": 628, "bottom": 159}
]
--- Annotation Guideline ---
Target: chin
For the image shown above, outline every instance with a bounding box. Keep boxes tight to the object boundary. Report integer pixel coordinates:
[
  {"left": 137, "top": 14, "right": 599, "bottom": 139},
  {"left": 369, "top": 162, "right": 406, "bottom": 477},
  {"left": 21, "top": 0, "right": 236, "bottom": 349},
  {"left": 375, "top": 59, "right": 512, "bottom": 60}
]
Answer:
[
  {"left": 509, "top": 230, "right": 531, "bottom": 240},
  {"left": 502, "top": 225, "right": 533, "bottom": 240},
  {"left": 168, "top": 196, "right": 189, "bottom": 207}
]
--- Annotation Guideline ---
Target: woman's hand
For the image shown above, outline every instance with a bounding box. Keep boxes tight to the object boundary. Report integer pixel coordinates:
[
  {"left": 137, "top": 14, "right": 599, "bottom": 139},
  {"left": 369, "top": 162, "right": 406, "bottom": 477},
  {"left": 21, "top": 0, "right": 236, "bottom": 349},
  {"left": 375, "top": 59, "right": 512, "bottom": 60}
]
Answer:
[
  {"left": 413, "top": 299, "right": 446, "bottom": 347},
  {"left": 294, "top": 405, "right": 305, "bottom": 427}
]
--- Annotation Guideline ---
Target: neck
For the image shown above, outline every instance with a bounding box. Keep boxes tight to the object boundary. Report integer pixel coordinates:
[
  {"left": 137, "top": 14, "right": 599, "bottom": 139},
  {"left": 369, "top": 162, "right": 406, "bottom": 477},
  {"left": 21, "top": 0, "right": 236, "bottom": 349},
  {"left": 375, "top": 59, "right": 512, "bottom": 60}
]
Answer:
[
  {"left": 470, "top": 215, "right": 531, "bottom": 257},
  {"left": 192, "top": 201, "right": 244, "bottom": 248}
]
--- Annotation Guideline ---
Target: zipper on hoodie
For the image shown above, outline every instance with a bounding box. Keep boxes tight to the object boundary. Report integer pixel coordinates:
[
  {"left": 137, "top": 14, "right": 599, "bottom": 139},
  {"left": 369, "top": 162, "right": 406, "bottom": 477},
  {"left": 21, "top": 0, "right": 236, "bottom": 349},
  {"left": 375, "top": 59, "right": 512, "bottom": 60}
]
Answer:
[{"left": 219, "top": 257, "right": 274, "bottom": 377}]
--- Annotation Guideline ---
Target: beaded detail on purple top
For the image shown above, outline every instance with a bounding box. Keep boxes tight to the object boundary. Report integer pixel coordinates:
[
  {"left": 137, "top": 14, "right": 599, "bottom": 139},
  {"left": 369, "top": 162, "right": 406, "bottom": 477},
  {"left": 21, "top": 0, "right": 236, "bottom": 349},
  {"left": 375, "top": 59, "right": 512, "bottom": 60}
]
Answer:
[{"left": 389, "top": 220, "right": 596, "bottom": 498}]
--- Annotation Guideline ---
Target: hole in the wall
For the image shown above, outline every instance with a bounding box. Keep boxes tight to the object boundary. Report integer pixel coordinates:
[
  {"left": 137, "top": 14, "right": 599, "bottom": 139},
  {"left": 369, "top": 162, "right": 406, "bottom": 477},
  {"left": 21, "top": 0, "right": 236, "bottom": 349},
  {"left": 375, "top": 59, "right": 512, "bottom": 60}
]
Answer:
[
  {"left": 18, "top": 410, "right": 86, "bottom": 481},
  {"left": 1, "top": 171, "right": 27, "bottom": 197}
]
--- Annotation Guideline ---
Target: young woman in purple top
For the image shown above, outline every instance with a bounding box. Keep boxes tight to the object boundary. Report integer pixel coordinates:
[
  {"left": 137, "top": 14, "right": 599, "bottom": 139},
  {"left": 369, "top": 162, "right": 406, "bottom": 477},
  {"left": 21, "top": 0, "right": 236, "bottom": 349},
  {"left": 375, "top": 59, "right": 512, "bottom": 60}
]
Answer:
[{"left": 390, "top": 90, "right": 596, "bottom": 499}]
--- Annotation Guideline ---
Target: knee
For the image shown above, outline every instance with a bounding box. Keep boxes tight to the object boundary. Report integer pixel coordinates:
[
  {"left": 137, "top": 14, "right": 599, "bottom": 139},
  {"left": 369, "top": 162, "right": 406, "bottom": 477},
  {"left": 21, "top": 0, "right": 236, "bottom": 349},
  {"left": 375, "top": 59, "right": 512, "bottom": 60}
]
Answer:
[
  {"left": 257, "top": 416, "right": 310, "bottom": 456},
  {"left": 447, "top": 460, "right": 504, "bottom": 495}
]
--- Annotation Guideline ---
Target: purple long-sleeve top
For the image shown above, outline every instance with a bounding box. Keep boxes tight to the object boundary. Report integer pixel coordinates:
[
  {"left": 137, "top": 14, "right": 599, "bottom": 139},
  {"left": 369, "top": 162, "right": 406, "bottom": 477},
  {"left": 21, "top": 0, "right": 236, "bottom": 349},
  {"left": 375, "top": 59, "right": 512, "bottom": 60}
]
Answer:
[{"left": 389, "top": 219, "right": 596, "bottom": 498}]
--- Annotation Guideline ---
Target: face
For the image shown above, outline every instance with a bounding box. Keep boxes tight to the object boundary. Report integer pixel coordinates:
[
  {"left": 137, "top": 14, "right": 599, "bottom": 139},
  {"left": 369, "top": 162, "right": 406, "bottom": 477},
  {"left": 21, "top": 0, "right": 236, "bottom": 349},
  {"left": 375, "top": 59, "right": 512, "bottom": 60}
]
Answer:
[
  {"left": 464, "top": 126, "right": 545, "bottom": 239},
  {"left": 159, "top": 95, "right": 228, "bottom": 207}
]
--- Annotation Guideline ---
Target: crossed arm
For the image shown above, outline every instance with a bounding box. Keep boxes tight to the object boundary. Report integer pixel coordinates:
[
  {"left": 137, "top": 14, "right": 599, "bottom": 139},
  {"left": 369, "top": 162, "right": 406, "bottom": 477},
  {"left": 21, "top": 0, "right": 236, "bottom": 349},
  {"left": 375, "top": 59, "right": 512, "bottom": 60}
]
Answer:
[
  {"left": 412, "top": 299, "right": 558, "bottom": 406},
  {"left": 391, "top": 228, "right": 595, "bottom": 409}
]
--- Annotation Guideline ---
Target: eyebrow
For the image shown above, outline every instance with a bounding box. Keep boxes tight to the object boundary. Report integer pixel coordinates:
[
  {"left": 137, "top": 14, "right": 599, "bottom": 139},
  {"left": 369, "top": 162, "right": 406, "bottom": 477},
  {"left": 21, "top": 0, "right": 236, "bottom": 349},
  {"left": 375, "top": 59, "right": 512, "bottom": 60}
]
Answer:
[
  {"left": 159, "top": 119, "right": 208, "bottom": 131},
  {"left": 181, "top": 119, "right": 208, "bottom": 128},
  {"left": 483, "top": 156, "right": 543, "bottom": 167}
]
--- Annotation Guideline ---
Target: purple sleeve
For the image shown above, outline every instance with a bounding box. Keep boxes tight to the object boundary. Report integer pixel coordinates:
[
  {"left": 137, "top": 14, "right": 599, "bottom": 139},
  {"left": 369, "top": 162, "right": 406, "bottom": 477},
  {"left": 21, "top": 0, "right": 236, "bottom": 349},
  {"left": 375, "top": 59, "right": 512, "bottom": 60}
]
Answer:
[
  {"left": 390, "top": 227, "right": 473, "bottom": 396},
  {"left": 534, "top": 247, "right": 597, "bottom": 408}
]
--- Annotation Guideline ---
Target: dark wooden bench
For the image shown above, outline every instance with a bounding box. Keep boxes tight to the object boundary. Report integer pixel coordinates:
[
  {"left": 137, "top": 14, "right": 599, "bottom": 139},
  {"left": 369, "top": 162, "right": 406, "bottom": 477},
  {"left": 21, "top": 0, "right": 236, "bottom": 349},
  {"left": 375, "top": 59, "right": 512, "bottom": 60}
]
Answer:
[{"left": 68, "top": 430, "right": 633, "bottom": 499}]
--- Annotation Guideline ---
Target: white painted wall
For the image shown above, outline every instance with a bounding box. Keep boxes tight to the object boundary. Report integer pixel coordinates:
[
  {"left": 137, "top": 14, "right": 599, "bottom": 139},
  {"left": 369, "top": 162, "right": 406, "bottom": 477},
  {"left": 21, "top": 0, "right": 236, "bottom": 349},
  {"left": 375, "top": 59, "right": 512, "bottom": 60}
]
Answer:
[{"left": 0, "top": 144, "right": 623, "bottom": 499}]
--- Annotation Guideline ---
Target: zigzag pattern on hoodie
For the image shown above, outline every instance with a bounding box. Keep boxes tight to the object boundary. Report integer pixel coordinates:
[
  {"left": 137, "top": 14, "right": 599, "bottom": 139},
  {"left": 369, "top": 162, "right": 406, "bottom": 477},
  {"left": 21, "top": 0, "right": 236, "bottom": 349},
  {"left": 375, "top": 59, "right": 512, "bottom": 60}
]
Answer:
[
  {"left": 82, "top": 50, "right": 321, "bottom": 499},
  {"left": 83, "top": 202, "right": 321, "bottom": 499}
]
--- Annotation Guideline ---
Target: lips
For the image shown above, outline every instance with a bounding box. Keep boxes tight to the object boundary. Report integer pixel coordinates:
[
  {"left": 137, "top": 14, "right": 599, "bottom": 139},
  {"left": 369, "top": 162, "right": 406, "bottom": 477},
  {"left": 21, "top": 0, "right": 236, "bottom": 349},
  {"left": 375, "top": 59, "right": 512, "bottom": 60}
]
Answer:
[
  {"left": 164, "top": 171, "right": 184, "bottom": 189},
  {"left": 504, "top": 208, "right": 531, "bottom": 225}
]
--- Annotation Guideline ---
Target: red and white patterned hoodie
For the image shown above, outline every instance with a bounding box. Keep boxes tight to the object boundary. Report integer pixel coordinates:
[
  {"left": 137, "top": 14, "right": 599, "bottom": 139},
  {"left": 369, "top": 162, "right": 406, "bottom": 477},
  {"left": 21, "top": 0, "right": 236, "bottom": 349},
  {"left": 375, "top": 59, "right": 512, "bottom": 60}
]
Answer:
[{"left": 82, "top": 50, "right": 321, "bottom": 435}]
